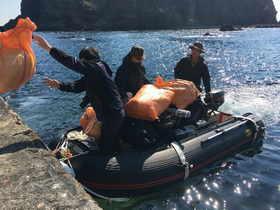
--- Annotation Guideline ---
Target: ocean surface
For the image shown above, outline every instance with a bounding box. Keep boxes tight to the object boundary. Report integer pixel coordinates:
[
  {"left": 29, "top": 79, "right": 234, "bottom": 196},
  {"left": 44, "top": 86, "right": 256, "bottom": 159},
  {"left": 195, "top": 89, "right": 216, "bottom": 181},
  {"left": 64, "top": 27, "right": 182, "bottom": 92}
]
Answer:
[{"left": 2, "top": 28, "right": 280, "bottom": 210}]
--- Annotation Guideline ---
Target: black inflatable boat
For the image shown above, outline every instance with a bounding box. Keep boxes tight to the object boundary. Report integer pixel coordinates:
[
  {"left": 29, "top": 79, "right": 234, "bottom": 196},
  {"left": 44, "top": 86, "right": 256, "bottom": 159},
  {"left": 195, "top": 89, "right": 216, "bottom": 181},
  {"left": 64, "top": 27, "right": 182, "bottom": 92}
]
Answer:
[{"left": 48, "top": 90, "right": 265, "bottom": 201}]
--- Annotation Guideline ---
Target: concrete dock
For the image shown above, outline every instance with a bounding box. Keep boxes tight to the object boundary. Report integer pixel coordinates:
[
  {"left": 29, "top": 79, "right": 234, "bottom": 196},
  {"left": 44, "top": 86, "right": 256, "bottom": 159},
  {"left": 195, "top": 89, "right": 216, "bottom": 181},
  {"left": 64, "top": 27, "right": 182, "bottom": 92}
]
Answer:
[{"left": 0, "top": 97, "right": 102, "bottom": 209}]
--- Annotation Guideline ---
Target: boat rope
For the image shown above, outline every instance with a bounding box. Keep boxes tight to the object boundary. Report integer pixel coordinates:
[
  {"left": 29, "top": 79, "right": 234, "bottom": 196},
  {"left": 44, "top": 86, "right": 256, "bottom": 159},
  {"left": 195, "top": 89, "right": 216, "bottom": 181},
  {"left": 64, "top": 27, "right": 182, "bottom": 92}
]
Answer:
[
  {"left": 82, "top": 185, "right": 130, "bottom": 202},
  {"left": 58, "top": 151, "right": 89, "bottom": 162},
  {"left": 171, "top": 141, "right": 193, "bottom": 179},
  {"left": 55, "top": 133, "right": 66, "bottom": 151},
  {"left": 67, "top": 131, "right": 89, "bottom": 141},
  {"left": 60, "top": 160, "right": 75, "bottom": 178},
  {"left": 54, "top": 131, "right": 88, "bottom": 153},
  {"left": 53, "top": 130, "right": 93, "bottom": 163},
  {"left": 56, "top": 150, "right": 89, "bottom": 179},
  {"left": 84, "top": 115, "right": 98, "bottom": 135},
  {"left": 53, "top": 139, "right": 71, "bottom": 159}
]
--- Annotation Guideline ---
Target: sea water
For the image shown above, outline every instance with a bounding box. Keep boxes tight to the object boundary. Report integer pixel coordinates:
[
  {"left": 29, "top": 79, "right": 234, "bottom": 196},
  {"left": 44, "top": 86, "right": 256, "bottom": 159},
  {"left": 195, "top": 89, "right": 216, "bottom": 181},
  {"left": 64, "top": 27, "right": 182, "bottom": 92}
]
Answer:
[{"left": 2, "top": 28, "right": 280, "bottom": 210}]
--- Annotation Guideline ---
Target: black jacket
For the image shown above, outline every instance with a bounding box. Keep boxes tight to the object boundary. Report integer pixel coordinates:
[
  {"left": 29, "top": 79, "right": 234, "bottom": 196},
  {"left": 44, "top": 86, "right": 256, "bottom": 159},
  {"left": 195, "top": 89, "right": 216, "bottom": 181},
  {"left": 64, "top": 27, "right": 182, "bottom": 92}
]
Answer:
[
  {"left": 50, "top": 47, "right": 123, "bottom": 121},
  {"left": 114, "top": 54, "right": 151, "bottom": 99},
  {"left": 174, "top": 55, "right": 211, "bottom": 93}
]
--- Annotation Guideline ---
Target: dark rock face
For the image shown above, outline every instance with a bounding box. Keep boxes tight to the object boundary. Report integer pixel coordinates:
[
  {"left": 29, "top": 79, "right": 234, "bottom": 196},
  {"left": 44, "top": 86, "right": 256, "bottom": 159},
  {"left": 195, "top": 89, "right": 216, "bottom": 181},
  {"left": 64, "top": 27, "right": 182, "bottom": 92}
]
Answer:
[
  {"left": 219, "top": 24, "right": 240, "bottom": 31},
  {"left": 3, "top": 0, "right": 278, "bottom": 31},
  {"left": 0, "top": 97, "right": 102, "bottom": 209},
  {"left": 0, "top": 26, "right": 6, "bottom": 32}
]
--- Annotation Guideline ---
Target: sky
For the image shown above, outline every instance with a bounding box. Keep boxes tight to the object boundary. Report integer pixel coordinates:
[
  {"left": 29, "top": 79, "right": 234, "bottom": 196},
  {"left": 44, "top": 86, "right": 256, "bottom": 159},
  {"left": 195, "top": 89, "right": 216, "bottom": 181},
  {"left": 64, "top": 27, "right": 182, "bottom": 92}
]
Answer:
[
  {"left": 0, "top": 0, "right": 280, "bottom": 26},
  {"left": 0, "top": 0, "right": 21, "bottom": 26}
]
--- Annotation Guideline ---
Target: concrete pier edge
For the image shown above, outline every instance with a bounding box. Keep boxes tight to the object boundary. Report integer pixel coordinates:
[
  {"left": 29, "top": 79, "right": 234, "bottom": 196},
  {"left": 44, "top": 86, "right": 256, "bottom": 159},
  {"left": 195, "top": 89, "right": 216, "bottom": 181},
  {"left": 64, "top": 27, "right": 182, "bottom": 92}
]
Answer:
[{"left": 0, "top": 96, "right": 102, "bottom": 209}]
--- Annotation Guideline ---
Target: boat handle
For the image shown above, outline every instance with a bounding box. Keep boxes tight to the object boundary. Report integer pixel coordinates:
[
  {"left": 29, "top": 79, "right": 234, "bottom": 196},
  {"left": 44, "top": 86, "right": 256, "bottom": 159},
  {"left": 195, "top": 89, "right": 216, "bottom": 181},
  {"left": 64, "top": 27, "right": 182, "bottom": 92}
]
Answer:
[
  {"left": 171, "top": 141, "right": 193, "bottom": 179},
  {"left": 204, "top": 120, "right": 248, "bottom": 142}
]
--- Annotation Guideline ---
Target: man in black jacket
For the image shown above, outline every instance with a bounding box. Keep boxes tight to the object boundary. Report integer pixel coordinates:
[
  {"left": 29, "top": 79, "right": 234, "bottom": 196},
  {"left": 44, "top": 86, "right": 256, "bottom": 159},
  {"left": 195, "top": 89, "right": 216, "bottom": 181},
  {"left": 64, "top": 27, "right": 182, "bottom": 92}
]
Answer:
[
  {"left": 174, "top": 42, "right": 213, "bottom": 124},
  {"left": 114, "top": 45, "right": 151, "bottom": 104},
  {"left": 174, "top": 42, "right": 213, "bottom": 99},
  {"left": 33, "top": 34, "right": 124, "bottom": 150}
]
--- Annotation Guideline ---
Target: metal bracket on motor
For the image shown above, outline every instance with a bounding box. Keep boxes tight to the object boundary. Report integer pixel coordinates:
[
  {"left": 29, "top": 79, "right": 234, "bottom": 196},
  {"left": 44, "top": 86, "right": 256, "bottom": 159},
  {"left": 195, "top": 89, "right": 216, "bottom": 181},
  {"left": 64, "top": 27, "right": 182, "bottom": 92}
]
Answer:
[{"left": 171, "top": 141, "right": 193, "bottom": 179}]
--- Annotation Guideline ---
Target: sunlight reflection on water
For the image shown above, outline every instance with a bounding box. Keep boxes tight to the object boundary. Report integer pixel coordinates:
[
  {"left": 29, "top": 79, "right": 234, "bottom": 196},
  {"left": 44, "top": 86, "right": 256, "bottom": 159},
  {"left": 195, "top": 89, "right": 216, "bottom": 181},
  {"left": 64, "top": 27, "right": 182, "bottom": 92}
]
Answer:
[{"left": 2, "top": 28, "right": 280, "bottom": 210}]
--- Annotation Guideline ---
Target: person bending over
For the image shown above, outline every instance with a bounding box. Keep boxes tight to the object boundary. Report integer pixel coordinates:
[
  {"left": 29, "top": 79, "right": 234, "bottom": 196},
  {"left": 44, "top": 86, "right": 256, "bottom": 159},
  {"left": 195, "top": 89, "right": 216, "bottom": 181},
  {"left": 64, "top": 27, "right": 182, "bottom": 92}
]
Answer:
[{"left": 33, "top": 34, "right": 124, "bottom": 150}]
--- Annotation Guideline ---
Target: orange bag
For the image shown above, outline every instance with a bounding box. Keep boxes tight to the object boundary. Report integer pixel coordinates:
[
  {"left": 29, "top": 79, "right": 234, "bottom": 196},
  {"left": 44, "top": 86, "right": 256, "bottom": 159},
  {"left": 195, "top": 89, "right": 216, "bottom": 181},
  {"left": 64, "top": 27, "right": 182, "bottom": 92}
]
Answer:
[
  {"left": 155, "top": 76, "right": 201, "bottom": 109},
  {"left": 125, "top": 84, "right": 175, "bottom": 121},
  {"left": 79, "top": 107, "right": 101, "bottom": 142},
  {"left": 0, "top": 17, "right": 37, "bottom": 95}
]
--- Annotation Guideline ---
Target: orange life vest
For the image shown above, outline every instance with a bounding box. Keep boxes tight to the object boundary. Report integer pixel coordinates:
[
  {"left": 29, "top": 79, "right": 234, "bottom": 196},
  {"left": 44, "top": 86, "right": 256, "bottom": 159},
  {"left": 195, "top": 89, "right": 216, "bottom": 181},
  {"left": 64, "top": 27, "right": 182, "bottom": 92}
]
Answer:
[{"left": 79, "top": 107, "right": 101, "bottom": 142}]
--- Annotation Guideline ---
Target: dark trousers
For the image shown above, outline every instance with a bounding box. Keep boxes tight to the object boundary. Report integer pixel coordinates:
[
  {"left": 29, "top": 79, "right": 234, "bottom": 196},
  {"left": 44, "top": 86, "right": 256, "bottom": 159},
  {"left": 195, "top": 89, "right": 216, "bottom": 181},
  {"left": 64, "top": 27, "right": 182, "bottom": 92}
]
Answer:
[
  {"left": 180, "top": 98, "right": 205, "bottom": 126},
  {"left": 98, "top": 108, "right": 125, "bottom": 150}
]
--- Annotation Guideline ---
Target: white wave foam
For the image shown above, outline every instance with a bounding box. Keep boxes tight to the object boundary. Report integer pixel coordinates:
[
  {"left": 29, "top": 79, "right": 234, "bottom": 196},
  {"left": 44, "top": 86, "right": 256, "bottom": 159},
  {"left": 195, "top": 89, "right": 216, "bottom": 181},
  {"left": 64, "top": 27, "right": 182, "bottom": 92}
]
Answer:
[{"left": 219, "top": 85, "right": 280, "bottom": 126}]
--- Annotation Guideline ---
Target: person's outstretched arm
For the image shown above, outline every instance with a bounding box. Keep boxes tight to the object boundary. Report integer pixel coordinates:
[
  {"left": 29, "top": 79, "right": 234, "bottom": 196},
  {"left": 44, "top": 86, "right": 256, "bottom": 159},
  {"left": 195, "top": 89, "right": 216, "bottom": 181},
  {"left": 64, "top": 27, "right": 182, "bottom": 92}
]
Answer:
[
  {"left": 42, "top": 77, "right": 60, "bottom": 88},
  {"left": 33, "top": 34, "right": 52, "bottom": 53},
  {"left": 33, "top": 34, "right": 100, "bottom": 77}
]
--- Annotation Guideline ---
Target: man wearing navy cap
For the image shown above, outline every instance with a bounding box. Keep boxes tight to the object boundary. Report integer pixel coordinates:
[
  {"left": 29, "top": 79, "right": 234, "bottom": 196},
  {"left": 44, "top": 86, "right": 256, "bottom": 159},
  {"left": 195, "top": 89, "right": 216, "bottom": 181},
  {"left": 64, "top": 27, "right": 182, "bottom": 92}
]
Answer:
[{"left": 114, "top": 45, "right": 151, "bottom": 104}]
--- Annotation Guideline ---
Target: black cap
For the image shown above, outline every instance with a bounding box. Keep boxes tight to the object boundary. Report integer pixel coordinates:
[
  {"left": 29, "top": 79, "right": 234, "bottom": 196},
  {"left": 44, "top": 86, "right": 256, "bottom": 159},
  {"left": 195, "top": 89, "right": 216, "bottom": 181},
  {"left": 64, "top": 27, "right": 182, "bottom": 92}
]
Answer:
[
  {"left": 79, "top": 46, "right": 100, "bottom": 61},
  {"left": 130, "top": 45, "right": 146, "bottom": 60}
]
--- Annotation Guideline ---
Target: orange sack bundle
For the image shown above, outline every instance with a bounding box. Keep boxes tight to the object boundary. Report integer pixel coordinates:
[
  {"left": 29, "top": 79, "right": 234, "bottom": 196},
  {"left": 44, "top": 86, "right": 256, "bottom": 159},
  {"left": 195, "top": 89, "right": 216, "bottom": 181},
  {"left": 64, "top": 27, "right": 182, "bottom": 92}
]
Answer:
[
  {"left": 155, "top": 76, "right": 201, "bottom": 109},
  {"left": 79, "top": 107, "right": 101, "bottom": 142},
  {"left": 0, "top": 17, "right": 37, "bottom": 95},
  {"left": 125, "top": 84, "right": 175, "bottom": 121}
]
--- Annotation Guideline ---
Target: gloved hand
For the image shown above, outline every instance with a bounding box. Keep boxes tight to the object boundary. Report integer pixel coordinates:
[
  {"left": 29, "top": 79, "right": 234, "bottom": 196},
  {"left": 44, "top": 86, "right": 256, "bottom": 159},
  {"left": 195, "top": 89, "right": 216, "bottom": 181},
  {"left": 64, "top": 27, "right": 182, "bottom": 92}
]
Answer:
[
  {"left": 126, "top": 92, "right": 133, "bottom": 99},
  {"left": 121, "top": 97, "right": 129, "bottom": 106},
  {"left": 206, "top": 92, "right": 213, "bottom": 99}
]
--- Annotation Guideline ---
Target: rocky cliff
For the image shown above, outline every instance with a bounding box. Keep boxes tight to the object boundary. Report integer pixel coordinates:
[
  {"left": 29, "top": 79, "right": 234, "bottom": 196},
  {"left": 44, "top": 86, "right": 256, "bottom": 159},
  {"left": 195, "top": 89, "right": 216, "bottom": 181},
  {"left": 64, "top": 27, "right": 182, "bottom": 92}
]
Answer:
[{"left": 3, "top": 0, "right": 278, "bottom": 31}]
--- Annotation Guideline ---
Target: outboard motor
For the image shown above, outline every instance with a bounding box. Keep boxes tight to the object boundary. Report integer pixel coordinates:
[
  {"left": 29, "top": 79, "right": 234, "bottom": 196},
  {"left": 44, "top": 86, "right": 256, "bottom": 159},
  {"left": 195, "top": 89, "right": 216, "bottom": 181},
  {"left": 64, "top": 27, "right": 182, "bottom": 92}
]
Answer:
[
  {"left": 204, "top": 90, "right": 225, "bottom": 111},
  {"left": 212, "top": 90, "right": 225, "bottom": 109}
]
